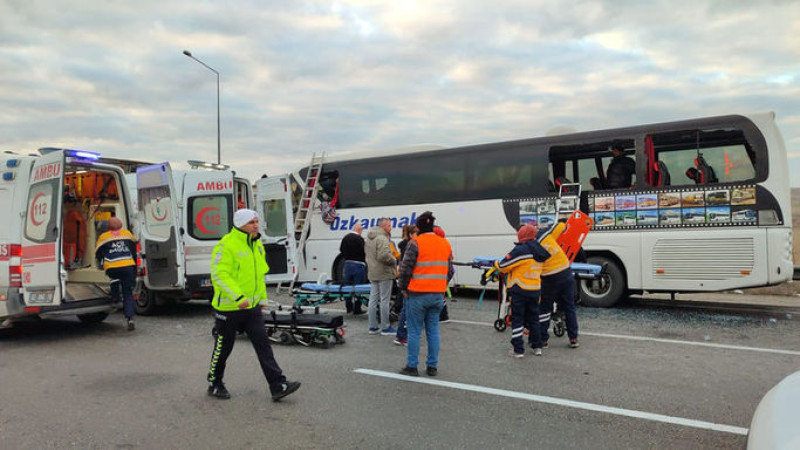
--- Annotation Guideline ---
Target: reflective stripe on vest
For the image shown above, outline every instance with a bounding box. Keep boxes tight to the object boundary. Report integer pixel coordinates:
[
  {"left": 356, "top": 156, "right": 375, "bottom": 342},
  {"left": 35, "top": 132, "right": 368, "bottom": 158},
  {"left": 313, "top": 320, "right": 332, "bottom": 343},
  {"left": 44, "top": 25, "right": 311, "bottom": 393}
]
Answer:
[{"left": 408, "top": 233, "right": 451, "bottom": 292}]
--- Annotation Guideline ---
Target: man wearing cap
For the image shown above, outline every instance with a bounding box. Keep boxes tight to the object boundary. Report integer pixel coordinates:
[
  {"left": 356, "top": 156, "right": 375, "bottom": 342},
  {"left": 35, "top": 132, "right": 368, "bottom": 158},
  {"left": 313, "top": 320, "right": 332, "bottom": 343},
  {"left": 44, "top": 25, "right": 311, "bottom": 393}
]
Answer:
[
  {"left": 206, "top": 209, "right": 301, "bottom": 401},
  {"left": 95, "top": 216, "right": 138, "bottom": 331},
  {"left": 397, "top": 211, "right": 453, "bottom": 377},
  {"left": 495, "top": 224, "right": 551, "bottom": 358}
]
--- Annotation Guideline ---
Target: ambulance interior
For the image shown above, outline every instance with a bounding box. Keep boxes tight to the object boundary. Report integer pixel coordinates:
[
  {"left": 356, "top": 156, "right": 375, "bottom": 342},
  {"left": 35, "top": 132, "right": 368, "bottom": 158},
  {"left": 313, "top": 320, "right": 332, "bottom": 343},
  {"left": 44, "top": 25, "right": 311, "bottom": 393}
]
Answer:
[{"left": 61, "top": 166, "right": 130, "bottom": 298}]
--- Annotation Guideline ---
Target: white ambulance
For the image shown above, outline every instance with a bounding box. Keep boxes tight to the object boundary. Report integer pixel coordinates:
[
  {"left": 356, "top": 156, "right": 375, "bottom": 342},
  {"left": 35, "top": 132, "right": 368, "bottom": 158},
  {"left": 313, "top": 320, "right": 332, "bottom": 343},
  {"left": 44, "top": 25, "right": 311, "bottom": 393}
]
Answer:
[
  {"left": 0, "top": 148, "right": 137, "bottom": 327},
  {"left": 127, "top": 161, "right": 253, "bottom": 314}
]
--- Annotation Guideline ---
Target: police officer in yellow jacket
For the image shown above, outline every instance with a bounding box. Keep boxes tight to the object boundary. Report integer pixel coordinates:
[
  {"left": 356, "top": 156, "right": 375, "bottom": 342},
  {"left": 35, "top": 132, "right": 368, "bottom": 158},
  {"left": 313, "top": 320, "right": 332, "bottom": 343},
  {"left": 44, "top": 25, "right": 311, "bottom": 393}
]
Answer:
[
  {"left": 495, "top": 224, "right": 551, "bottom": 358},
  {"left": 206, "top": 209, "right": 301, "bottom": 401},
  {"left": 537, "top": 221, "right": 580, "bottom": 348}
]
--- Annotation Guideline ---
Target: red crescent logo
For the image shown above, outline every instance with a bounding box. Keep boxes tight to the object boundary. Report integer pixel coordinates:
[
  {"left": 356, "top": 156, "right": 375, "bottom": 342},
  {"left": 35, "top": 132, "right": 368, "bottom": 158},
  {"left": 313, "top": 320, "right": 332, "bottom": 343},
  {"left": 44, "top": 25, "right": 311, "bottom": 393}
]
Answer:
[
  {"left": 30, "top": 192, "right": 46, "bottom": 226},
  {"left": 195, "top": 206, "right": 219, "bottom": 235},
  {"left": 150, "top": 200, "right": 169, "bottom": 222}
]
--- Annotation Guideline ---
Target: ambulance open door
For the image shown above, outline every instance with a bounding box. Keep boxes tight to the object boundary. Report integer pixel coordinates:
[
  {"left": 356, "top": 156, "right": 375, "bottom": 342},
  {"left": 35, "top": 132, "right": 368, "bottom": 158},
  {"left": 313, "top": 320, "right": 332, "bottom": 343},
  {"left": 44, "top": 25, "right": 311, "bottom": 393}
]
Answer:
[
  {"left": 256, "top": 175, "right": 296, "bottom": 283},
  {"left": 136, "top": 163, "right": 184, "bottom": 290},
  {"left": 21, "top": 151, "right": 66, "bottom": 306}
]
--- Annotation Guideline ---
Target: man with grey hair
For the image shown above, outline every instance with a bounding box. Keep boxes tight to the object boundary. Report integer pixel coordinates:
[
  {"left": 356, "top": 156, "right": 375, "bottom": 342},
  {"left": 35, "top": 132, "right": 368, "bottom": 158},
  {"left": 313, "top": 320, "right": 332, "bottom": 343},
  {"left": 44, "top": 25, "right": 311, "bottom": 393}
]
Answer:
[{"left": 365, "top": 218, "right": 397, "bottom": 335}]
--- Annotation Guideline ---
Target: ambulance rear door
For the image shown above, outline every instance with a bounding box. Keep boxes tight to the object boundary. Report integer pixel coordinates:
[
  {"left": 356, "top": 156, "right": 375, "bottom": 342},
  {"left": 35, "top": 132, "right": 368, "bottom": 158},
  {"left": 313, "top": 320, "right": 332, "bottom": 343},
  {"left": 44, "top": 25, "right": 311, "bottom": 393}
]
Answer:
[
  {"left": 21, "top": 151, "right": 65, "bottom": 306},
  {"left": 256, "top": 175, "right": 296, "bottom": 283},
  {"left": 182, "top": 170, "right": 235, "bottom": 287},
  {"left": 136, "top": 163, "right": 184, "bottom": 290}
]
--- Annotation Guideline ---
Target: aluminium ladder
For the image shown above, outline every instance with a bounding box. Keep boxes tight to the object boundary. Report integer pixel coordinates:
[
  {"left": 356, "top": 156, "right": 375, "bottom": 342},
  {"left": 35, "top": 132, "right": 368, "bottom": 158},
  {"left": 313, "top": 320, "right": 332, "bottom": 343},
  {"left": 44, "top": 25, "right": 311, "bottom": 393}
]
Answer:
[{"left": 277, "top": 153, "right": 325, "bottom": 293}]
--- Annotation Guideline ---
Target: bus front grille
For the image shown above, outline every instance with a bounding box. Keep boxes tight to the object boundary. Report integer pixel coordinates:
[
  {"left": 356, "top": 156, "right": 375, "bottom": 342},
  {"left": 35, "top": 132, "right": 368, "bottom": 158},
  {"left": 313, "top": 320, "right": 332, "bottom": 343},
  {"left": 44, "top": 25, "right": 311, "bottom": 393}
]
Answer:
[{"left": 652, "top": 237, "right": 755, "bottom": 280}]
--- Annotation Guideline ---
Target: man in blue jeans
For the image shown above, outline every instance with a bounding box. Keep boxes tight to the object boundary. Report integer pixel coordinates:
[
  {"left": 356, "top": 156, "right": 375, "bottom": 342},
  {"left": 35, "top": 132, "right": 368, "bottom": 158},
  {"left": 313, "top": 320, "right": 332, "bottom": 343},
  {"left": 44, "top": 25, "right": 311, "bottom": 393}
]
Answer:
[
  {"left": 397, "top": 212, "right": 453, "bottom": 377},
  {"left": 339, "top": 223, "right": 366, "bottom": 315}
]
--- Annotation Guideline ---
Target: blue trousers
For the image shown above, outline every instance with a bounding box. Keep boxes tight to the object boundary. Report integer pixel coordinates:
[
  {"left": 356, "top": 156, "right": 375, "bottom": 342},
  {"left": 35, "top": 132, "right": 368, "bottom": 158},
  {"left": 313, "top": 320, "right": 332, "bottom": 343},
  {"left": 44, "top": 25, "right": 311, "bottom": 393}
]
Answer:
[
  {"left": 396, "top": 292, "right": 407, "bottom": 340},
  {"left": 539, "top": 269, "right": 578, "bottom": 341},
  {"left": 406, "top": 293, "right": 444, "bottom": 368},
  {"left": 509, "top": 288, "right": 541, "bottom": 353},
  {"left": 342, "top": 261, "right": 366, "bottom": 312},
  {"left": 106, "top": 266, "right": 136, "bottom": 320}
]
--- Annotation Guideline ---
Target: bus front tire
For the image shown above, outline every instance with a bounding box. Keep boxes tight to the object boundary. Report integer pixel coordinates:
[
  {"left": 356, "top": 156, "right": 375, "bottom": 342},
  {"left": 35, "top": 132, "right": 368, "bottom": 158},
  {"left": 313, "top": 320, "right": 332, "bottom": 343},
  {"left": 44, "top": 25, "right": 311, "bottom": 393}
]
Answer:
[{"left": 579, "top": 256, "right": 626, "bottom": 308}]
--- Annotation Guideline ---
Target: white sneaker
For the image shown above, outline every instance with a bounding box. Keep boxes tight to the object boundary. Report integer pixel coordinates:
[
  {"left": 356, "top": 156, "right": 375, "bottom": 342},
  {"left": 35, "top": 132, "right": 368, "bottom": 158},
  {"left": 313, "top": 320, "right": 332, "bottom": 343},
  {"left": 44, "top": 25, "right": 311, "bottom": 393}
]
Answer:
[
  {"left": 533, "top": 348, "right": 543, "bottom": 356},
  {"left": 508, "top": 349, "right": 524, "bottom": 359}
]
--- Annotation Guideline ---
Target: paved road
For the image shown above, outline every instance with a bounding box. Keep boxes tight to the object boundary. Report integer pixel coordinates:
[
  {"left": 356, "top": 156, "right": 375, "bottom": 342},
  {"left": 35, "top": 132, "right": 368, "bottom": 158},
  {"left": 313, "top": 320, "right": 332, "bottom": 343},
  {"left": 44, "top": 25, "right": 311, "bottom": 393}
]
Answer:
[{"left": 2, "top": 291, "right": 799, "bottom": 449}]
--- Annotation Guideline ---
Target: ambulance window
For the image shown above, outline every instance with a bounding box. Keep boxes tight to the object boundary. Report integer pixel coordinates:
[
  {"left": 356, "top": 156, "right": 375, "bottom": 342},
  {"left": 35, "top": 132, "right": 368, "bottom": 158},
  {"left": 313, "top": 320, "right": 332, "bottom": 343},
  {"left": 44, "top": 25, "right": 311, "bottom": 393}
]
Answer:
[
  {"left": 188, "top": 195, "right": 232, "bottom": 240},
  {"left": 25, "top": 179, "right": 59, "bottom": 243},
  {"left": 139, "top": 186, "right": 175, "bottom": 240},
  {"left": 262, "top": 199, "right": 287, "bottom": 237}
]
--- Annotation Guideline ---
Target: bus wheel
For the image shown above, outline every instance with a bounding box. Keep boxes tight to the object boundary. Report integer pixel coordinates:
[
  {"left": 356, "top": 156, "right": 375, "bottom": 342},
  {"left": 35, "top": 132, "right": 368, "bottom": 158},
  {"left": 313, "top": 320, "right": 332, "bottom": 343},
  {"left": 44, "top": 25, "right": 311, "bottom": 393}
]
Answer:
[
  {"left": 77, "top": 312, "right": 109, "bottom": 324},
  {"left": 135, "top": 287, "right": 160, "bottom": 315},
  {"left": 579, "top": 256, "right": 626, "bottom": 308}
]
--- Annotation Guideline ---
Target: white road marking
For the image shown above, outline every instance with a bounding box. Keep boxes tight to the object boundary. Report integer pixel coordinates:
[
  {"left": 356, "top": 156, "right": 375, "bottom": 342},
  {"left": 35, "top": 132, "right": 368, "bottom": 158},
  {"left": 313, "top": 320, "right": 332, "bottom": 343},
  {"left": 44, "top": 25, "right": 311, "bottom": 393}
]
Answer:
[
  {"left": 355, "top": 368, "right": 748, "bottom": 436},
  {"left": 448, "top": 320, "right": 800, "bottom": 356}
]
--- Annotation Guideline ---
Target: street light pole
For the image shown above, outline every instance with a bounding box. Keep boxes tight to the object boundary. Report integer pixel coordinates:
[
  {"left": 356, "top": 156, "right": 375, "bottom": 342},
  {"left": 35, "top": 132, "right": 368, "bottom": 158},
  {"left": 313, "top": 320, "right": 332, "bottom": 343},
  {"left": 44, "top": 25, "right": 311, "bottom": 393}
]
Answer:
[{"left": 183, "top": 50, "right": 221, "bottom": 165}]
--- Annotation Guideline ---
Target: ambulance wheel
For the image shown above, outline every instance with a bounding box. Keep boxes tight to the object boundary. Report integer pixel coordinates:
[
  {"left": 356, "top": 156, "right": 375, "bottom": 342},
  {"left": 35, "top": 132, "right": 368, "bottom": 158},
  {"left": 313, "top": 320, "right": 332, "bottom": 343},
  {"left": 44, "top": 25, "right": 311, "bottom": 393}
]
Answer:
[
  {"left": 494, "top": 319, "right": 507, "bottom": 332},
  {"left": 135, "top": 287, "right": 160, "bottom": 315},
  {"left": 77, "top": 312, "right": 109, "bottom": 324},
  {"left": 553, "top": 321, "right": 565, "bottom": 337}
]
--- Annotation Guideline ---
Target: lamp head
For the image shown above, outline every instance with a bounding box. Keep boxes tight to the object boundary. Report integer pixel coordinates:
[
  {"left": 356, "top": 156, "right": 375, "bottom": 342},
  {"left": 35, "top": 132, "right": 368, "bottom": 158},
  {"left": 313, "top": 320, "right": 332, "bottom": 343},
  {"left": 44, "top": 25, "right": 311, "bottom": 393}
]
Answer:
[{"left": 183, "top": 50, "right": 192, "bottom": 57}]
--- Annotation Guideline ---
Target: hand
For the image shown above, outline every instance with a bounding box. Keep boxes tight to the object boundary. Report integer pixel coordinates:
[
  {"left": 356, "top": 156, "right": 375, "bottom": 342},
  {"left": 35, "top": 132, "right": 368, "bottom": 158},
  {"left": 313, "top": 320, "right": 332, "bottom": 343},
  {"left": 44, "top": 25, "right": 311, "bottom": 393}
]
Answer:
[{"left": 238, "top": 299, "right": 250, "bottom": 309}]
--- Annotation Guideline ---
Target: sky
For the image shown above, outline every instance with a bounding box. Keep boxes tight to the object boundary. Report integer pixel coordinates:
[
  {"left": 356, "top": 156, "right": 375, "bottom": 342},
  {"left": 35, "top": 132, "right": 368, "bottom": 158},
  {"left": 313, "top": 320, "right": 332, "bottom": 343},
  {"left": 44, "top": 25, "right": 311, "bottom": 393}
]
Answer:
[{"left": 1, "top": 0, "right": 799, "bottom": 187}]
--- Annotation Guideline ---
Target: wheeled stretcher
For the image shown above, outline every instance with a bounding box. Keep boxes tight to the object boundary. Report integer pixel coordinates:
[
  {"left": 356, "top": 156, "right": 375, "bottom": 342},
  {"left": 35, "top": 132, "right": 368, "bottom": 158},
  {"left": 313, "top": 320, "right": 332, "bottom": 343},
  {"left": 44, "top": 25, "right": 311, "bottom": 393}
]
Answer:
[
  {"left": 291, "top": 282, "right": 371, "bottom": 309},
  {"left": 263, "top": 305, "right": 346, "bottom": 348}
]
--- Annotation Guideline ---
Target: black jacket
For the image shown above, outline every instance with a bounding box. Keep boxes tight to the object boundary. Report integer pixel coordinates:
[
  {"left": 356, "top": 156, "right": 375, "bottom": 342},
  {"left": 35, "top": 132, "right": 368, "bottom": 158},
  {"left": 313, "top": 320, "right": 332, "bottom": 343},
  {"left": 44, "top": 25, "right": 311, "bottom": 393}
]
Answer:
[
  {"left": 339, "top": 232, "right": 365, "bottom": 262},
  {"left": 606, "top": 155, "right": 636, "bottom": 189}
]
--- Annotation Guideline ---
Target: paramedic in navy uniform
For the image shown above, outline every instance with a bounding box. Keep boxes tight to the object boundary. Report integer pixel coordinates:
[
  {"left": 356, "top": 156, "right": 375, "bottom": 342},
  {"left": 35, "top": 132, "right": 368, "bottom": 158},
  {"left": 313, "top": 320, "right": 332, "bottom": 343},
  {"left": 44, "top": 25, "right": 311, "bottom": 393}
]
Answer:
[
  {"left": 95, "top": 217, "right": 138, "bottom": 331},
  {"left": 206, "top": 209, "right": 301, "bottom": 401}
]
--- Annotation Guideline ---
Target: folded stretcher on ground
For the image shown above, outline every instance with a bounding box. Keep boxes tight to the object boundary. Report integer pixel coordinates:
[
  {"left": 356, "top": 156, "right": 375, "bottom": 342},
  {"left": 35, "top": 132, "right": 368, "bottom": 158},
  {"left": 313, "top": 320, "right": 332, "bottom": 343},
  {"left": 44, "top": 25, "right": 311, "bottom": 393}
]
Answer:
[{"left": 262, "top": 305, "right": 346, "bottom": 348}]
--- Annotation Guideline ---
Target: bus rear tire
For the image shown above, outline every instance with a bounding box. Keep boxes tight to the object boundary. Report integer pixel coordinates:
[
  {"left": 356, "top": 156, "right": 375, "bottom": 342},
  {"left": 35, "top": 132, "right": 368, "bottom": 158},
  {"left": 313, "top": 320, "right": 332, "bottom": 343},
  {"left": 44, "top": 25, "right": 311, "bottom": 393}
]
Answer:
[
  {"left": 579, "top": 256, "right": 626, "bottom": 308},
  {"left": 77, "top": 312, "right": 109, "bottom": 324}
]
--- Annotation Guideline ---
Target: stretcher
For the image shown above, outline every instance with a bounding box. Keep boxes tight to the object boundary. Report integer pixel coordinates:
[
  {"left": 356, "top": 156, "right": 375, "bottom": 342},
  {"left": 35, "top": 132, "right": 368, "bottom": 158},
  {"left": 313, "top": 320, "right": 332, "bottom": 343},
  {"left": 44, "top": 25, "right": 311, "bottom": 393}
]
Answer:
[
  {"left": 263, "top": 305, "right": 346, "bottom": 348},
  {"left": 291, "top": 282, "right": 371, "bottom": 310}
]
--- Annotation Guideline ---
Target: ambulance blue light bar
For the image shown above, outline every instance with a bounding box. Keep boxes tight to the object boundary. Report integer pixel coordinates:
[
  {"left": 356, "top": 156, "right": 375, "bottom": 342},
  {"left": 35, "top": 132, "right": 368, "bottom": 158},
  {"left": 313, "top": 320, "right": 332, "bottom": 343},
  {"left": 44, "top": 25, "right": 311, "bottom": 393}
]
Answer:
[
  {"left": 6, "top": 159, "right": 20, "bottom": 168},
  {"left": 64, "top": 150, "right": 101, "bottom": 160},
  {"left": 3, "top": 172, "right": 15, "bottom": 181}
]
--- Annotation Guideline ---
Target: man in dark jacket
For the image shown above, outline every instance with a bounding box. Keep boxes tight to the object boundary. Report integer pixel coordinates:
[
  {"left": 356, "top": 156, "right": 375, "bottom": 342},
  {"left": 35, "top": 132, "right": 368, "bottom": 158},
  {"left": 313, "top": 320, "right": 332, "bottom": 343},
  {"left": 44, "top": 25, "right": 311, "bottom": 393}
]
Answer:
[
  {"left": 339, "top": 222, "right": 366, "bottom": 314},
  {"left": 605, "top": 144, "right": 636, "bottom": 189}
]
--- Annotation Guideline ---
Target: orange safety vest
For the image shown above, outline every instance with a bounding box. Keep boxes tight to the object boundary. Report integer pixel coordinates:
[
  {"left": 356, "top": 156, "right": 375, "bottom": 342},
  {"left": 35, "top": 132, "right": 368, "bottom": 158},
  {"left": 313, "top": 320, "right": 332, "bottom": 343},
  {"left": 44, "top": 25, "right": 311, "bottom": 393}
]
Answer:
[{"left": 407, "top": 233, "right": 452, "bottom": 293}]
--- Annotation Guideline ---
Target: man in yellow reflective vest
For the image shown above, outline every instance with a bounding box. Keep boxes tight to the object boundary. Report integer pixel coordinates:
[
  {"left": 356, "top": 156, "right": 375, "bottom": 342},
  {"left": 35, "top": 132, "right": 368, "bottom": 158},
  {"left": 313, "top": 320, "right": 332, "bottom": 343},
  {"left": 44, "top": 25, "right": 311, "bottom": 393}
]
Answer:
[
  {"left": 397, "top": 211, "right": 453, "bottom": 377},
  {"left": 538, "top": 221, "right": 580, "bottom": 348},
  {"left": 206, "top": 209, "right": 301, "bottom": 401}
]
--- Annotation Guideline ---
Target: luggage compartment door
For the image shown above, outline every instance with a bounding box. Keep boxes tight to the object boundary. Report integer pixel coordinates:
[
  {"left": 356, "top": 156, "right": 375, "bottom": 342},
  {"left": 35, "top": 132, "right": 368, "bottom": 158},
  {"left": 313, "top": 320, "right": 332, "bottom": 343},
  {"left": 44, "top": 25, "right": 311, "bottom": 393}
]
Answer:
[
  {"left": 256, "top": 175, "right": 296, "bottom": 283},
  {"left": 136, "top": 163, "right": 184, "bottom": 290},
  {"left": 21, "top": 151, "right": 65, "bottom": 306}
]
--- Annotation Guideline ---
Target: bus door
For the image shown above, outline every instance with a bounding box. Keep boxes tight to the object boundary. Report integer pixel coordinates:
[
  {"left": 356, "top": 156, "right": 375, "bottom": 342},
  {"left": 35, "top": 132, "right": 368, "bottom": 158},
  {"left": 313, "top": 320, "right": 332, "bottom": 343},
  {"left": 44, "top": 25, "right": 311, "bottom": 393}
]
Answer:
[
  {"left": 21, "top": 151, "right": 65, "bottom": 306},
  {"left": 256, "top": 175, "right": 296, "bottom": 283},
  {"left": 136, "top": 163, "right": 184, "bottom": 290}
]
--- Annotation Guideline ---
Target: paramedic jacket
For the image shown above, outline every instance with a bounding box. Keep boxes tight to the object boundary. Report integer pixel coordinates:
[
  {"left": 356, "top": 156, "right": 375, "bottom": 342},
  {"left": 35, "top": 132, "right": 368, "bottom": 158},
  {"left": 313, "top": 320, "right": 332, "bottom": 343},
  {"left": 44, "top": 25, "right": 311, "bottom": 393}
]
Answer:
[
  {"left": 210, "top": 227, "right": 269, "bottom": 312},
  {"left": 537, "top": 222, "right": 571, "bottom": 277},
  {"left": 95, "top": 229, "right": 137, "bottom": 270},
  {"left": 494, "top": 240, "right": 551, "bottom": 294}
]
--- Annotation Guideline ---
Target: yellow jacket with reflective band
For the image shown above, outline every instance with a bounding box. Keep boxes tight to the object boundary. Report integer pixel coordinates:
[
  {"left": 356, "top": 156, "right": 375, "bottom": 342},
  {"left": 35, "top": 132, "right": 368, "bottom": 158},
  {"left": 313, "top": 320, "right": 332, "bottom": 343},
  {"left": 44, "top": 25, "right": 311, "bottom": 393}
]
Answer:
[
  {"left": 495, "top": 240, "right": 550, "bottom": 291},
  {"left": 95, "top": 229, "right": 137, "bottom": 270},
  {"left": 538, "top": 222, "right": 570, "bottom": 277},
  {"left": 407, "top": 233, "right": 452, "bottom": 293},
  {"left": 210, "top": 227, "right": 269, "bottom": 312}
]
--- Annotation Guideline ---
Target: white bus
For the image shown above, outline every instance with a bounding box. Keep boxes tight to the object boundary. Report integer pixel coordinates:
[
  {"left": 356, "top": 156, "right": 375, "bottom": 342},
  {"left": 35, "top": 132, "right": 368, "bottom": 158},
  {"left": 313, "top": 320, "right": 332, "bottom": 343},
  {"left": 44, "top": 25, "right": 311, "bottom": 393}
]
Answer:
[{"left": 257, "top": 112, "right": 793, "bottom": 307}]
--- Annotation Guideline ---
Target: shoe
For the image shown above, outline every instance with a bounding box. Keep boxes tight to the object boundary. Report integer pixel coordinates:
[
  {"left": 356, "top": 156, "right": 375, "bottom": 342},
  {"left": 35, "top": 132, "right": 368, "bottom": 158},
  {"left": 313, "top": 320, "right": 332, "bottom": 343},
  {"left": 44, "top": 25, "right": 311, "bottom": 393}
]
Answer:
[
  {"left": 127, "top": 319, "right": 135, "bottom": 331},
  {"left": 533, "top": 348, "right": 543, "bottom": 356},
  {"left": 569, "top": 338, "right": 580, "bottom": 348},
  {"left": 207, "top": 383, "right": 231, "bottom": 399},
  {"left": 542, "top": 340, "right": 549, "bottom": 348},
  {"left": 399, "top": 366, "right": 419, "bottom": 377},
  {"left": 393, "top": 337, "right": 407, "bottom": 346},
  {"left": 380, "top": 327, "right": 397, "bottom": 336},
  {"left": 368, "top": 327, "right": 380, "bottom": 335},
  {"left": 271, "top": 381, "right": 301, "bottom": 401},
  {"left": 426, "top": 366, "right": 438, "bottom": 377},
  {"left": 508, "top": 349, "right": 524, "bottom": 359}
]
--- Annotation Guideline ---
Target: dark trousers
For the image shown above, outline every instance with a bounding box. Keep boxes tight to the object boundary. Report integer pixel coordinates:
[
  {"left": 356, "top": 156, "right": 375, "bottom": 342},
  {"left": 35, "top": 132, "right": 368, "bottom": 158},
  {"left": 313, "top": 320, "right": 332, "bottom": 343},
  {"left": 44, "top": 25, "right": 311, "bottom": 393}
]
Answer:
[
  {"left": 539, "top": 269, "right": 579, "bottom": 340},
  {"left": 106, "top": 266, "right": 136, "bottom": 320},
  {"left": 509, "top": 288, "right": 542, "bottom": 353},
  {"left": 207, "top": 308, "right": 286, "bottom": 391},
  {"left": 343, "top": 260, "right": 366, "bottom": 313}
]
